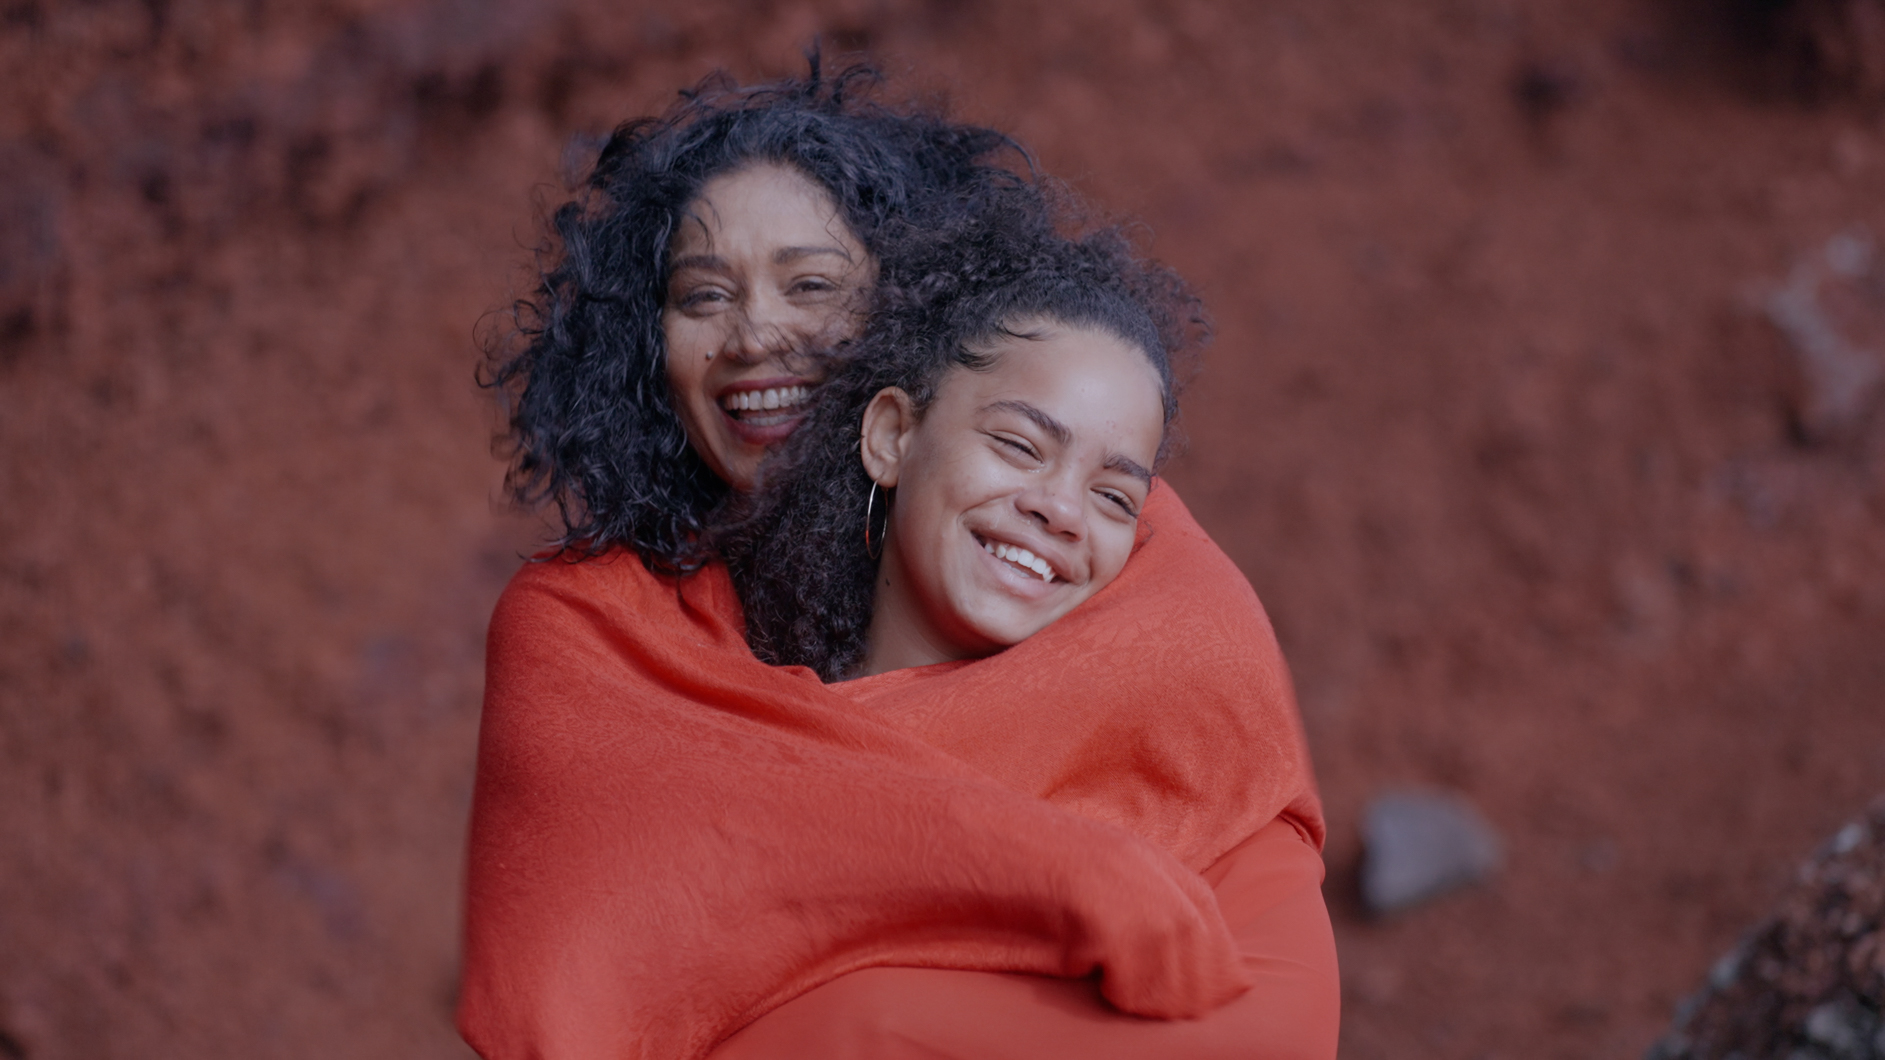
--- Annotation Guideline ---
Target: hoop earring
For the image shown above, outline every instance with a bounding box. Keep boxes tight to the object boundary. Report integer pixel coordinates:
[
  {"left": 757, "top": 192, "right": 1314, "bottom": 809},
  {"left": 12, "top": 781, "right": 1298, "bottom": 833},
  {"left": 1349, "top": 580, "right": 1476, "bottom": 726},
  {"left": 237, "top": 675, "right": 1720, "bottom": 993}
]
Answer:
[{"left": 864, "top": 481, "right": 888, "bottom": 560}]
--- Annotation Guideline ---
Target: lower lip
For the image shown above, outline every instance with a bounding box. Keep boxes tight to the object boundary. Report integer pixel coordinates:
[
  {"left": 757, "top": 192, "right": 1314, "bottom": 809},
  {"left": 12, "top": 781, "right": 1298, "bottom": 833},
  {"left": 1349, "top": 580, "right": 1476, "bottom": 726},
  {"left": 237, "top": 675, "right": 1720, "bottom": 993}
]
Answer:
[{"left": 719, "top": 404, "right": 809, "bottom": 446}]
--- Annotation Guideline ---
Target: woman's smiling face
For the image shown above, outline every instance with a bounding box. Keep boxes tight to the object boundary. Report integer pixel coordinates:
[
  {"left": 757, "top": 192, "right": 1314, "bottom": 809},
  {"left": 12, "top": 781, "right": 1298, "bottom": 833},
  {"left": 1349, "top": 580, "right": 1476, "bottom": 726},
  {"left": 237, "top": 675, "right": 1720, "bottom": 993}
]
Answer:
[
  {"left": 858, "top": 320, "right": 1166, "bottom": 675},
  {"left": 663, "top": 163, "right": 875, "bottom": 489}
]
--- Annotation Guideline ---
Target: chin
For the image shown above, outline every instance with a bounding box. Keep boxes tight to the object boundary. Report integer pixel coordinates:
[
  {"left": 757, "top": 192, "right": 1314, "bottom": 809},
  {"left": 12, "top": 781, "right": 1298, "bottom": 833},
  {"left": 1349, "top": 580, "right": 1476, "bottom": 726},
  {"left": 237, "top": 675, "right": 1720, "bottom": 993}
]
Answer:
[{"left": 960, "top": 608, "right": 1056, "bottom": 651}]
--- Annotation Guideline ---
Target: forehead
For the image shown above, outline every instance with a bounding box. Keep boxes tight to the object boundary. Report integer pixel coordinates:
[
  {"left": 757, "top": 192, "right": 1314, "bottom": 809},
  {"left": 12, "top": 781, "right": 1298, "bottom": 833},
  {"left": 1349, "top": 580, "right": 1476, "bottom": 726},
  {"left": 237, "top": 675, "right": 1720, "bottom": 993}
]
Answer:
[
  {"left": 937, "top": 323, "right": 1165, "bottom": 453},
  {"left": 670, "top": 163, "right": 862, "bottom": 256}
]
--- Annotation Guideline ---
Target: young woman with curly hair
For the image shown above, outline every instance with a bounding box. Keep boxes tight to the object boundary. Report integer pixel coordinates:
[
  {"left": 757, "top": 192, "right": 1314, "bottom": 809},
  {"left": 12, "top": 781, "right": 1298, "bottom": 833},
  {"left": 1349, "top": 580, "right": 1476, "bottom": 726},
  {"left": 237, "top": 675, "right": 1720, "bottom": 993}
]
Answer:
[
  {"left": 461, "top": 60, "right": 1335, "bottom": 1060},
  {"left": 707, "top": 211, "right": 1338, "bottom": 1060}
]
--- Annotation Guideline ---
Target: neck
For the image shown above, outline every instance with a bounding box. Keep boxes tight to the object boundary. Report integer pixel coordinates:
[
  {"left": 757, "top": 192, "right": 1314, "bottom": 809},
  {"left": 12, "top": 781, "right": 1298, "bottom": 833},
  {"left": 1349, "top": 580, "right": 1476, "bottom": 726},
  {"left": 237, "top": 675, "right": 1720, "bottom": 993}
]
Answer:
[{"left": 854, "top": 532, "right": 978, "bottom": 678}]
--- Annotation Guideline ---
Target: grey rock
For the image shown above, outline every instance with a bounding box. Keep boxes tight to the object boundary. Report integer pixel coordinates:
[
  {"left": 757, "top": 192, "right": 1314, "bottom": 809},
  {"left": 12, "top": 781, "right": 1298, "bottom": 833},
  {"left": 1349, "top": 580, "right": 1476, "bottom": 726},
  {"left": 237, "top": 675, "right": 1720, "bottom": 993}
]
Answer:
[
  {"left": 1804, "top": 997, "right": 1879, "bottom": 1060},
  {"left": 1830, "top": 821, "right": 1868, "bottom": 856},
  {"left": 1645, "top": 1034, "right": 1690, "bottom": 1060},
  {"left": 1708, "top": 943, "right": 1747, "bottom": 991},
  {"left": 1359, "top": 788, "right": 1502, "bottom": 915},
  {"left": 1763, "top": 228, "right": 1885, "bottom": 438}
]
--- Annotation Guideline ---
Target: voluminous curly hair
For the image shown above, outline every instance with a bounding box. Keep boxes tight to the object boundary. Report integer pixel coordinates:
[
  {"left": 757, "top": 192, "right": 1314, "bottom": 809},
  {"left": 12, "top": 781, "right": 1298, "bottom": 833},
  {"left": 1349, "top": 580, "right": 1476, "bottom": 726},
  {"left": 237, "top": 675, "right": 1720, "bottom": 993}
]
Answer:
[
  {"left": 482, "top": 55, "right": 1036, "bottom": 573},
  {"left": 716, "top": 205, "right": 1208, "bottom": 681}
]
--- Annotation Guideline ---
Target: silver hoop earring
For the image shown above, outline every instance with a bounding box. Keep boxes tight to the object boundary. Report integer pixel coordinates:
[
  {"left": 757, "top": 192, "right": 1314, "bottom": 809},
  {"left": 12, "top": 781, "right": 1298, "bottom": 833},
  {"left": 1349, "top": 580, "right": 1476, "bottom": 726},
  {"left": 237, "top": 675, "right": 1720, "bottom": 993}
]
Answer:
[{"left": 864, "top": 481, "right": 888, "bottom": 560}]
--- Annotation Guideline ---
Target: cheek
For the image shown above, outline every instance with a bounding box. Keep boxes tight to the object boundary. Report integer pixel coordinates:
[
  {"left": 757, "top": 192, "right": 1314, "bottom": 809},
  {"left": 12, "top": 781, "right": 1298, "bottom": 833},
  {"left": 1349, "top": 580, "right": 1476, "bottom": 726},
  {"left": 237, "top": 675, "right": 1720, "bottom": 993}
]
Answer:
[
  {"left": 662, "top": 318, "right": 716, "bottom": 415},
  {"left": 891, "top": 475, "right": 952, "bottom": 565},
  {"left": 1088, "top": 520, "right": 1140, "bottom": 586},
  {"left": 815, "top": 300, "right": 865, "bottom": 342},
  {"left": 926, "top": 443, "right": 1016, "bottom": 508},
  {"left": 890, "top": 455, "right": 977, "bottom": 588}
]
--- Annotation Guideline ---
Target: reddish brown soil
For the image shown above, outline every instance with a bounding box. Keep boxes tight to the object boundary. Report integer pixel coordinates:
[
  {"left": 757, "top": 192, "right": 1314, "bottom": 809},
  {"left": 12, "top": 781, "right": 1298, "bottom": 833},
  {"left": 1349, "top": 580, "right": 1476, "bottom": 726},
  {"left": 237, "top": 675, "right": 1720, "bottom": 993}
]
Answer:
[{"left": 3, "top": 2, "right": 1882, "bottom": 1059}]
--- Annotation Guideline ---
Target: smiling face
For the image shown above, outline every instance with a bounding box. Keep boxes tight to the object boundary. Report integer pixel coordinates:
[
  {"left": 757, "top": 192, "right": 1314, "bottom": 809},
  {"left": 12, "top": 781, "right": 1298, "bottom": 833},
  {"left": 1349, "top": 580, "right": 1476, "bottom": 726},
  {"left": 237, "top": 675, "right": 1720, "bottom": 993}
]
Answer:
[
  {"left": 857, "top": 320, "right": 1166, "bottom": 676},
  {"left": 662, "top": 163, "right": 876, "bottom": 489}
]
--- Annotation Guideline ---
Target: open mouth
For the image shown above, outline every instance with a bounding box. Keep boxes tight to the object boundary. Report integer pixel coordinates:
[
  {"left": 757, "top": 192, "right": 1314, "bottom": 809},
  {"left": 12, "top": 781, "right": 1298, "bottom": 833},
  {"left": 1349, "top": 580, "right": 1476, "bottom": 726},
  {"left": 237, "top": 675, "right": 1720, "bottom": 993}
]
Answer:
[
  {"left": 716, "top": 380, "right": 815, "bottom": 445},
  {"left": 719, "top": 383, "right": 812, "bottom": 426},
  {"left": 975, "top": 533, "right": 1057, "bottom": 584}
]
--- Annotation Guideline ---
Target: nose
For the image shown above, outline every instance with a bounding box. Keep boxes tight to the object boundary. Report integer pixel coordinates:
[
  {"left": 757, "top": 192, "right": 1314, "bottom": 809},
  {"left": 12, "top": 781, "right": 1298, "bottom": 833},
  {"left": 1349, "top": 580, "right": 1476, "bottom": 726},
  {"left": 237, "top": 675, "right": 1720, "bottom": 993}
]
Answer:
[
  {"left": 1017, "top": 475, "right": 1086, "bottom": 541},
  {"left": 718, "top": 289, "right": 799, "bottom": 365}
]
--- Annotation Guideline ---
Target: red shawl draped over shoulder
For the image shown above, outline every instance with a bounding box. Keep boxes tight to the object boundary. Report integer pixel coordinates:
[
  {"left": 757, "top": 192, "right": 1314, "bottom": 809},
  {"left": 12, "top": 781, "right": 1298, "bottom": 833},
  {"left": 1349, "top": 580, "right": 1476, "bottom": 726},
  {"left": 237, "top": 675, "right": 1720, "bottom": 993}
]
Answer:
[{"left": 458, "top": 485, "right": 1334, "bottom": 1060}]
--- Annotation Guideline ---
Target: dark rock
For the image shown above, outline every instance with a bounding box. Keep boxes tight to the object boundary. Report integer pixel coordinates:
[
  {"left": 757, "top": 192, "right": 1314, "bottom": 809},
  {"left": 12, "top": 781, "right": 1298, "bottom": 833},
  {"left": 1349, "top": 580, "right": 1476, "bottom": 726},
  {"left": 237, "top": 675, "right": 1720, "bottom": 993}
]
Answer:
[{"left": 1646, "top": 798, "right": 1885, "bottom": 1060}]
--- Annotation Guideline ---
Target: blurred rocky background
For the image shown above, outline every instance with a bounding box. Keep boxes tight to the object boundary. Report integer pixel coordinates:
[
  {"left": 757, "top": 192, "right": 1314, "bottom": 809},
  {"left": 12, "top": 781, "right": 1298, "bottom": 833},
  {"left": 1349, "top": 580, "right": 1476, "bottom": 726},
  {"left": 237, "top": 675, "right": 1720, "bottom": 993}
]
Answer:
[
  {"left": 1647, "top": 799, "right": 1883, "bottom": 1060},
  {"left": 2, "top": 1, "right": 1883, "bottom": 1057}
]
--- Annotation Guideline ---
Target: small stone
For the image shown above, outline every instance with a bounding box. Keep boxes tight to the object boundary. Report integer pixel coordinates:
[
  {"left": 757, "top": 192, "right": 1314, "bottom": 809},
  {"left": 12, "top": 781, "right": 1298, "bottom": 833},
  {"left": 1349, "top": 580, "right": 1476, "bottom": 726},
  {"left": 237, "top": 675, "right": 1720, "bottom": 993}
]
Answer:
[
  {"left": 1824, "top": 230, "right": 1875, "bottom": 278},
  {"left": 1708, "top": 945, "right": 1746, "bottom": 991},
  {"left": 1360, "top": 788, "right": 1502, "bottom": 915},
  {"left": 1803, "top": 997, "right": 1878, "bottom": 1060},
  {"left": 1762, "top": 236, "right": 1885, "bottom": 438},
  {"left": 1645, "top": 1033, "right": 1690, "bottom": 1060}
]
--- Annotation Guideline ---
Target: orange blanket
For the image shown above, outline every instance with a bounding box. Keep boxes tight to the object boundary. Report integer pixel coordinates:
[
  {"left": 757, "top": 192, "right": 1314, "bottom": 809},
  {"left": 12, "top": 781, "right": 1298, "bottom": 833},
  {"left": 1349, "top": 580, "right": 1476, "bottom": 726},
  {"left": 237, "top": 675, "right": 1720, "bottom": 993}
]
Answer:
[
  {"left": 458, "top": 485, "right": 1327, "bottom": 1060},
  {"left": 714, "top": 816, "right": 1338, "bottom": 1060}
]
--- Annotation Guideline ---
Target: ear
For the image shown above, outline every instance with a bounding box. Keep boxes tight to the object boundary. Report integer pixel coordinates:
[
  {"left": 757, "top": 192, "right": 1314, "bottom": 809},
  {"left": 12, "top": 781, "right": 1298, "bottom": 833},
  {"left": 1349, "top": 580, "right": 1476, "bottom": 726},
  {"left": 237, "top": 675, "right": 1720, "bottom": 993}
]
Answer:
[{"left": 859, "top": 387, "right": 918, "bottom": 488}]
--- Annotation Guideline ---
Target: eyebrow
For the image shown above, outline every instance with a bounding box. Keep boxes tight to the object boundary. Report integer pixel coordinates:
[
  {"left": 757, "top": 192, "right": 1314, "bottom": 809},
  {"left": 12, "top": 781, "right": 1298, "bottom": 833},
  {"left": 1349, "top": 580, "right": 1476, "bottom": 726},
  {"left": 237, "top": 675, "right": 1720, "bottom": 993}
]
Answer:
[
  {"left": 667, "top": 253, "right": 727, "bottom": 274},
  {"left": 983, "top": 400, "right": 1154, "bottom": 485},
  {"left": 1104, "top": 453, "right": 1154, "bottom": 486},
  {"left": 982, "top": 400, "right": 1071, "bottom": 446},
  {"left": 775, "top": 244, "right": 854, "bottom": 265}
]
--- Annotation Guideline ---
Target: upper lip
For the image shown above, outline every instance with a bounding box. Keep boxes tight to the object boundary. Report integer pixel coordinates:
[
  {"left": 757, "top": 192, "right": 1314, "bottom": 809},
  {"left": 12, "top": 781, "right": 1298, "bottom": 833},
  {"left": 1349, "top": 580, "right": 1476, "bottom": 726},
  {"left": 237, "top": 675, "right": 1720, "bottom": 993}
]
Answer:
[
  {"left": 716, "top": 375, "right": 813, "bottom": 399},
  {"left": 974, "top": 529, "right": 1076, "bottom": 585}
]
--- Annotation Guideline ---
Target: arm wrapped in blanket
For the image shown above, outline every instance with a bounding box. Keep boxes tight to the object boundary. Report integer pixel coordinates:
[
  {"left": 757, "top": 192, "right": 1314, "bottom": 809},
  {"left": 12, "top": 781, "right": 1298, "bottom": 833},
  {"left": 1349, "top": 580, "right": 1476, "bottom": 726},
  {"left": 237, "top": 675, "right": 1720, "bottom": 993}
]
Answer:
[{"left": 457, "top": 548, "right": 1253, "bottom": 1060}]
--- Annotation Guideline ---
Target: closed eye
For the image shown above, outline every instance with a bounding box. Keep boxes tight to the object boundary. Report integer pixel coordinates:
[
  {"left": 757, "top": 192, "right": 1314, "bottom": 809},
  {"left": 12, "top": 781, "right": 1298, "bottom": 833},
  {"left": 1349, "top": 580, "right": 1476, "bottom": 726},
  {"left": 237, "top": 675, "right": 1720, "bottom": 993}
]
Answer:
[
  {"left": 787, "top": 276, "right": 840, "bottom": 295},
  {"left": 673, "top": 285, "right": 732, "bottom": 310},
  {"left": 1097, "top": 488, "right": 1139, "bottom": 517},
  {"left": 987, "top": 432, "right": 1041, "bottom": 461}
]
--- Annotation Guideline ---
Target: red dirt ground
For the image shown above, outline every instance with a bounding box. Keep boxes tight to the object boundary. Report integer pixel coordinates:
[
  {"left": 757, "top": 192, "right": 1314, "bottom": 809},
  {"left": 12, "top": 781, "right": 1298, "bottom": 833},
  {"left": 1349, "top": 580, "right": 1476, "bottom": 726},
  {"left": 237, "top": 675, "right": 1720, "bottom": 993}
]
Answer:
[{"left": 2, "top": 2, "right": 1882, "bottom": 1058}]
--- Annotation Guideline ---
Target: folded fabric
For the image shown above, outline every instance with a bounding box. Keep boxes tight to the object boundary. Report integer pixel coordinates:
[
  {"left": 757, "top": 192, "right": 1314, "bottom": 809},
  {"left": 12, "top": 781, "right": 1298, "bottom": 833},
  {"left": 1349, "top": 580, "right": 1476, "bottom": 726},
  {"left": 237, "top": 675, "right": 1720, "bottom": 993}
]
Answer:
[
  {"left": 711, "top": 815, "right": 1339, "bottom": 1060},
  {"left": 838, "top": 485, "right": 1323, "bottom": 871},
  {"left": 458, "top": 485, "right": 1324, "bottom": 1060}
]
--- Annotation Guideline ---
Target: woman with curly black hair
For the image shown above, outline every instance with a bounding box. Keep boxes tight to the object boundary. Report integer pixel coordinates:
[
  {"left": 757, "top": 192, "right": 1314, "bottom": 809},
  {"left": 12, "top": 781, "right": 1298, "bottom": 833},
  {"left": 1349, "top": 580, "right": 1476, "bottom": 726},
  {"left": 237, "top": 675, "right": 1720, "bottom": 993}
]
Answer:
[
  {"left": 461, "top": 60, "right": 1335, "bottom": 1060},
  {"left": 483, "top": 55, "right": 1040, "bottom": 572}
]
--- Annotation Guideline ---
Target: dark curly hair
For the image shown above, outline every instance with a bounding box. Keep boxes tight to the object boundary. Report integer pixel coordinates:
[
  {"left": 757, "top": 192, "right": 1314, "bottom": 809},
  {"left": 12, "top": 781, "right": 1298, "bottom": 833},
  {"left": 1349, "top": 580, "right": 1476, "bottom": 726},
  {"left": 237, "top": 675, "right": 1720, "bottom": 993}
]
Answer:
[
  {"left": 482, "top": 55, "right": 1038, "bottom": 572},
  {"left": 717, "top": 207, "right": 1208, "bottom": 681}
]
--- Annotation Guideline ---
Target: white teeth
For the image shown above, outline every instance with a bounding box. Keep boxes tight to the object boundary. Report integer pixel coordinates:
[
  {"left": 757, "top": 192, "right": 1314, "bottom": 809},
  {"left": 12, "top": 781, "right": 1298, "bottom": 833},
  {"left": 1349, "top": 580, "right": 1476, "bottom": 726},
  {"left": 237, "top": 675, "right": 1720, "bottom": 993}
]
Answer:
[
  {"left": 980, "top": 538, "right": 1055, "bottom": 583},
  {"left": 721, "top": 385, "right": 811, "bottom": 414}
]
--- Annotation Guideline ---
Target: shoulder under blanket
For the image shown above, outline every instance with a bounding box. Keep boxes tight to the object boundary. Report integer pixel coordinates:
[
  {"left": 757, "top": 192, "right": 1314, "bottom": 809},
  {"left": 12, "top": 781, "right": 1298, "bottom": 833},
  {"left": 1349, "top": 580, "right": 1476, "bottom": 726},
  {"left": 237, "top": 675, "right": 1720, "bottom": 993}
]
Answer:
[{"left": 457, "top": 485, "right": 1322, "bottom": 1060}]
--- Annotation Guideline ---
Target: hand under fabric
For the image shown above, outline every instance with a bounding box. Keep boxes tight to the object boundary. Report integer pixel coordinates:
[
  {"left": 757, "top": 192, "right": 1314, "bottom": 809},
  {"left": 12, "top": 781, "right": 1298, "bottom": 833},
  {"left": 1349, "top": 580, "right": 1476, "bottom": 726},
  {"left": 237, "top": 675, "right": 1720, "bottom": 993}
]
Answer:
[
  {"left": 712, "top": 817, "right": 1338, "bottom": 1060},
  {"left": 1024, "top": 812, "right": 1255, "bottom": 1019}
]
